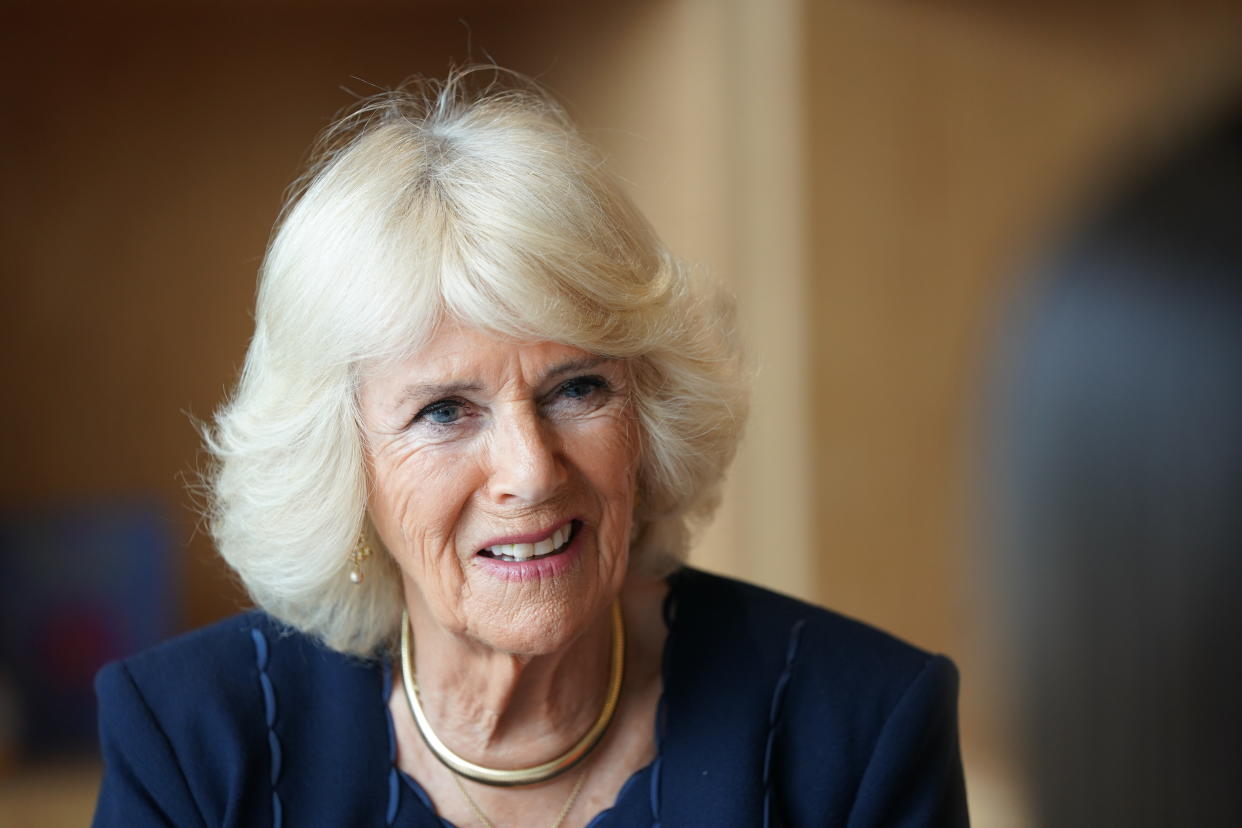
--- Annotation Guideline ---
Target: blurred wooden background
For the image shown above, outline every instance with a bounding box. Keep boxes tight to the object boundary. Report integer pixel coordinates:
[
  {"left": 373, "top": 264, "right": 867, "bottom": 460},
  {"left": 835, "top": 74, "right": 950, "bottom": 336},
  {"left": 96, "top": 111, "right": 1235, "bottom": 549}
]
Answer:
[{"left": 2, "top": 0, "right": 1240, "bottom": 823}]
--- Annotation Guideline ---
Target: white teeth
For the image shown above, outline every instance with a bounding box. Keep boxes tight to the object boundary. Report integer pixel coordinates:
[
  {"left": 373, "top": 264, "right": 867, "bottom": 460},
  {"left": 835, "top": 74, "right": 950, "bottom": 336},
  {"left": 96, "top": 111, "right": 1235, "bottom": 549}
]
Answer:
[{"left": 484, "top": 523, "right": 573, "bottom": 561}]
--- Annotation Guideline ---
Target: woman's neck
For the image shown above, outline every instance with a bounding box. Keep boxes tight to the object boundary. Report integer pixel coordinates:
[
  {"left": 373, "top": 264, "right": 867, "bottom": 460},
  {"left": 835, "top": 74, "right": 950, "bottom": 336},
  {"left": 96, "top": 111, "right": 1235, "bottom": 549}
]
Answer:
[
  {"left": 401, "top": 591, "right": 616, "bottom": 769},
  {"left": 388, "top": 574, "right": 669, "bottom": 826}
]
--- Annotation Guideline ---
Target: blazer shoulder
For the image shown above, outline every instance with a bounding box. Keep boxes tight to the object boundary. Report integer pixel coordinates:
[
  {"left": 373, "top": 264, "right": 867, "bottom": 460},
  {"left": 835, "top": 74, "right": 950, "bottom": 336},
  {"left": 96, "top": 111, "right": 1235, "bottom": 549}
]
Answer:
[
  {"left": 93, "top": 612, "right": 293, "bottom": 827},
  {"left": 672, "top": 566, "right": 942, "bottom": 685},
  {"left": 657, "top": 568, "right": 966, "bottom": 826},
  {"left": 101, "top": 613, "right": 281, "bottom": 695}
]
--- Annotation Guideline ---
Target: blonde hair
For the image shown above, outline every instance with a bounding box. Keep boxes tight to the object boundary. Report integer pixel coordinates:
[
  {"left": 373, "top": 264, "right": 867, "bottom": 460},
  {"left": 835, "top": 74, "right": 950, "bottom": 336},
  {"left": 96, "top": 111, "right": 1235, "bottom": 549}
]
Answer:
[{"left": 205, "top": 69, "right": 747, "bottom": 656}]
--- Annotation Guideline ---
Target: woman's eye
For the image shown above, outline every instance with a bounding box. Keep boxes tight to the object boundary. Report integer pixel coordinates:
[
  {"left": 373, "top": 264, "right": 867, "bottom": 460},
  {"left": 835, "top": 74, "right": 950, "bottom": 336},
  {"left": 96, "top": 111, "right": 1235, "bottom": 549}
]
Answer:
[
  {"left": 559, "top": 376, "right": 607, "bottom": 400},
  {"left": 416, "top": 400, "right": 467, "bottom": 426}
]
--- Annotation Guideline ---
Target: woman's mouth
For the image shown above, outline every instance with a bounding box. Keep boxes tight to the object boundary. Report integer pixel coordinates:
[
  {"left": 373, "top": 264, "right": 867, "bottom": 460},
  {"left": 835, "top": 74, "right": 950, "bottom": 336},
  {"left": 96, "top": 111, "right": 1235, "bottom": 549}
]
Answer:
[{"left": 477, "top": 520, "right": 580, "bottom": 562}]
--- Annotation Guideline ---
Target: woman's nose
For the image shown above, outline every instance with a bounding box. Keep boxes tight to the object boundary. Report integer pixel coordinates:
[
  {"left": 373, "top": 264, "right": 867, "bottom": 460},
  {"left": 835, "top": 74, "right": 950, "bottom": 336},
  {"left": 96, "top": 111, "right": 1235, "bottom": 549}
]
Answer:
[{"left": 486, "top": 408, "right": 567, "bottom": 505}]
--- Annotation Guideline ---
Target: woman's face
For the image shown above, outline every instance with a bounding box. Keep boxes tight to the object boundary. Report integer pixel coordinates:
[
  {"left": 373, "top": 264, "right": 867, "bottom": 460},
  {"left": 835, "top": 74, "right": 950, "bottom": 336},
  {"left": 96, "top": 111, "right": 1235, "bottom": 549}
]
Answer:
[{"left": 358, "top": 321, "right": 639, "bottom": 656}]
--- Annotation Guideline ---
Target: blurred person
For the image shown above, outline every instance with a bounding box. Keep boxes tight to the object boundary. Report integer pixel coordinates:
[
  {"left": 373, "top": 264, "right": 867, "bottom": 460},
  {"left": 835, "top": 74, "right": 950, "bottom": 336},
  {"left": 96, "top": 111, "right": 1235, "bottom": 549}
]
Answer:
[
  {"left": 91, "top": 69, "right": 968, "bottom": 827},
  {"left": 989, "top": 97, "right": 1242, "bottom": 826}
]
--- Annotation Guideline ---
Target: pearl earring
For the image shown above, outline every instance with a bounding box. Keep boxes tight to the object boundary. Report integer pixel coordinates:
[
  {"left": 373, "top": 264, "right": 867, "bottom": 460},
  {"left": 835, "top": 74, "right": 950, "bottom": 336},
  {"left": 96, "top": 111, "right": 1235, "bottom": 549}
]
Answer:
[{"left": 349, "top": 534, "right": 372, "bottom": 584}]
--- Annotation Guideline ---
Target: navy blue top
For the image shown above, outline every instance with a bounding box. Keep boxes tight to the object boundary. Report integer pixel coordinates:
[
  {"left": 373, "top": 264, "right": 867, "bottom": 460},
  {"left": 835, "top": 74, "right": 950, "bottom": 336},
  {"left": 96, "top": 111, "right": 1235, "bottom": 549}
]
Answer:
[{"left": 93, "top": 568, "right": 968, "bottom": 827}]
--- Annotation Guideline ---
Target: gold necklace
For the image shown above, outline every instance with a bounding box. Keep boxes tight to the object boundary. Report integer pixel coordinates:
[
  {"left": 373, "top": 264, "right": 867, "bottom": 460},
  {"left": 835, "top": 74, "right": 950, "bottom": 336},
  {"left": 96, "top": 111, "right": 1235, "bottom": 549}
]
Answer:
[
  {"left": 399, "top": 602, "right": 625, "bottom": 787},
  {"left": 450, "top": 761, "right": 590, "bottom": 828}
]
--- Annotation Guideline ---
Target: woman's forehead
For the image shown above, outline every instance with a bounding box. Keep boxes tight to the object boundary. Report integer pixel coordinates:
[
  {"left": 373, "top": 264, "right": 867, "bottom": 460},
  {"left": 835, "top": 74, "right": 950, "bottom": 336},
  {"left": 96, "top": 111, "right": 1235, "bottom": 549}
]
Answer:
[{"left": 413, "top": 321, "right": 593, "bottom": 372}]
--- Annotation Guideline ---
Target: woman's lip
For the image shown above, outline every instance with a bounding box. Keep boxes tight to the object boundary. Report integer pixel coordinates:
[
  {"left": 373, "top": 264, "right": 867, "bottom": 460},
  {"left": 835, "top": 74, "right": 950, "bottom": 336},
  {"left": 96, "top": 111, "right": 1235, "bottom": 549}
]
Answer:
[
  {"left": 475, "top": 527, "right": 583, "bottom": 581},
  {"left": 476, "top": 518, "right": 577, "bottom": 551}
]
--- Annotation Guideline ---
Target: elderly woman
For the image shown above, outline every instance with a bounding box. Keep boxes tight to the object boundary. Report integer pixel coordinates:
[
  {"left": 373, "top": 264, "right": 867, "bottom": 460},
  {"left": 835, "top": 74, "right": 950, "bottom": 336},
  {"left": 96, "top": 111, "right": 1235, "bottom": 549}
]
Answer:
[{"left": 93, "top": 72, "right": 967, "bottom": 827}]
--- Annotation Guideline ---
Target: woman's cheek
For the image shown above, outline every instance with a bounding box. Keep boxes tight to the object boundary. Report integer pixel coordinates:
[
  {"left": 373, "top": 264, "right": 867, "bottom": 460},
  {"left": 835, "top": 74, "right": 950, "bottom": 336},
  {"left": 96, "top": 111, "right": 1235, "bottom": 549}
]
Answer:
[
  {"left": 397, "top": 457, "right": 469, "bottom": 531},
  {"left": 577, "top": 408, "right": 638, "bottom": 461},
  {"left": 371, "top": 442, "right": 457, "bottom": 561},
  {"left": 584, "top": 417, "right": 640, "bottom": 527}
]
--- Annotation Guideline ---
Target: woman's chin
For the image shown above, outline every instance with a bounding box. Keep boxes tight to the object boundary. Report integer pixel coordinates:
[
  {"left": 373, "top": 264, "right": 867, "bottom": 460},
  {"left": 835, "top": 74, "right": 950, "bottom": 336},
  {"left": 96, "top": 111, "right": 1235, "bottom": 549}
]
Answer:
[
  {"left": 471, "top": 618, "right": 582, "bottom": 659},
  {"left": 463, "top": 589, "right": 611, "bottom": 658}
]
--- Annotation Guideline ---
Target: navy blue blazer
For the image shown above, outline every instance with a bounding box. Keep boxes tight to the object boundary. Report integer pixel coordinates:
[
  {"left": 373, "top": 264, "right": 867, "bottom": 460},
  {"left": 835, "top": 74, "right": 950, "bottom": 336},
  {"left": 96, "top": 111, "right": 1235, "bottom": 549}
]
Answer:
[{"left": 93, "top": 568, "right": 968, "bottom": 826}]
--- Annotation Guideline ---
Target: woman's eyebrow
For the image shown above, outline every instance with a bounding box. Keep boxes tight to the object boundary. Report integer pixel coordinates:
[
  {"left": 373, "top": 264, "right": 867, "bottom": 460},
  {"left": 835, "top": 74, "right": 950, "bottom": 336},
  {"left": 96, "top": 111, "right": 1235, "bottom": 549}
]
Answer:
[
  {"left": 543, "top": 356, "right": 610, "bottom": 379},
  {"left": 392, "top": 381, "right": 482, "bottom": 412}
]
